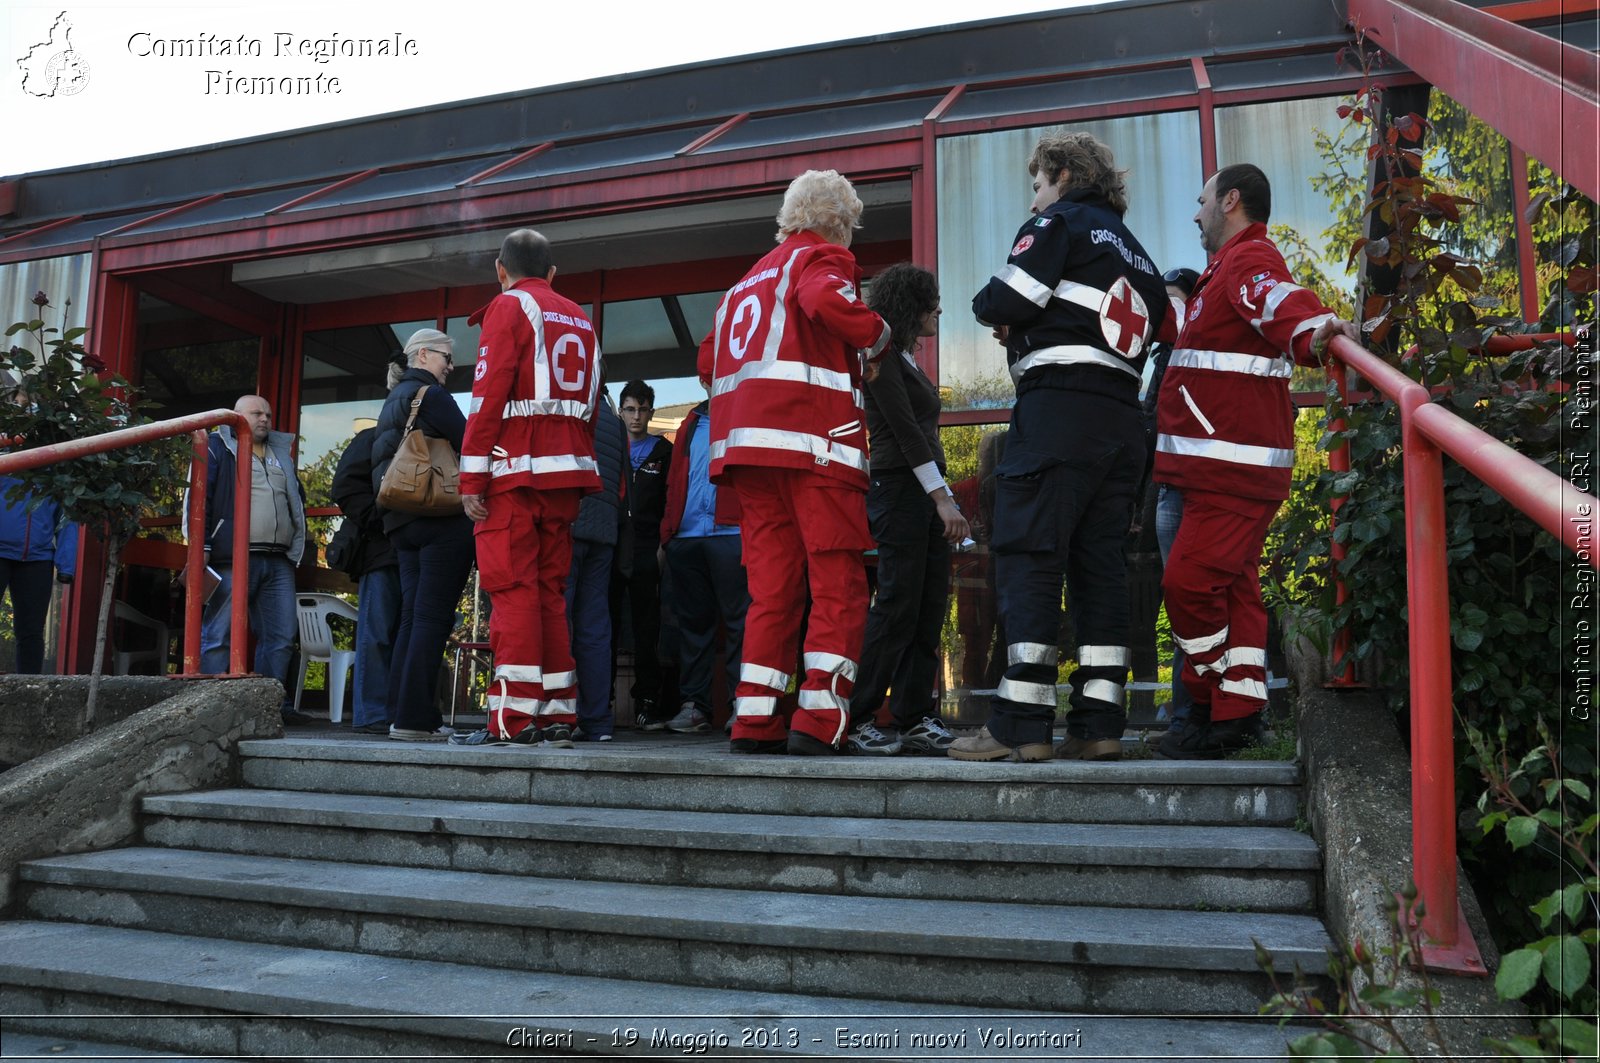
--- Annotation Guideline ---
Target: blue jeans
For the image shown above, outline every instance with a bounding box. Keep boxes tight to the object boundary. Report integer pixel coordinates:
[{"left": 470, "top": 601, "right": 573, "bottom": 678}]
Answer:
[
  {"left": 386, "top": 517, "right": 474, "bottom": 732},
  {"left": 566, "top": 538, "right": 615, "bottom": 737},
  {"left": 353, "top": 565, "right": 401, "bottom": 728},
  {"left": 201, "top": 554, "right": 297, "bottom": 707},
  {"left": 1155, "top": 484, "right": 1193, "bottom": 728},
  {"left": 0, "top": 558, "right": 56, "bottom": 674}
]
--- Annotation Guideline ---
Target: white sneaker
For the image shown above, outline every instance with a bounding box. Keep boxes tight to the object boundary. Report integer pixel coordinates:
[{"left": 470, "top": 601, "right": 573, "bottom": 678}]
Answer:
[
  {"left": 389, "top": 725, "right": 454, "bottom": 742},
  {"left": 666, "top": 704, "right": 711, "bottom": 734},
  {"left": 847, "top": 721, "right": 903, "bottom": 756}
]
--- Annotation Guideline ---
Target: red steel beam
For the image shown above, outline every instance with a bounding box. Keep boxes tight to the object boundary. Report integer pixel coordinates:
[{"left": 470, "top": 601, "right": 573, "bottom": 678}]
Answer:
[{"left": 1348, "top": 0, "right": 1600, "bottom": 201}]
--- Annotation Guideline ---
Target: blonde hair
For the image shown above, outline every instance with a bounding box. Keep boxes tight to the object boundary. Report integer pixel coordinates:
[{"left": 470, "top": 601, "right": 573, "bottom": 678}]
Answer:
[
  {"left": 1028, "top": 132, "right": 1129, "bottom": 216},
  {"left": 775, "top": 169, "right": 864, "bottom": 245}
]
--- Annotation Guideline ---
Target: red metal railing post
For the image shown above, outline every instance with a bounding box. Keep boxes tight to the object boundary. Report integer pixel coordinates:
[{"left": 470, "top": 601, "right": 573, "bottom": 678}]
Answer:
[
  {"left": 1325, "top": 361, "right": 1358, "bottom": 686},
  {"left": 183, "top": 431, "right": 207, "bottom": 673},
  {"left": 1399, "top": 394, "right": 1469, "bottom": 959},
  {"left": 229, "top": 414, "right": 252, "bottom": 677}
]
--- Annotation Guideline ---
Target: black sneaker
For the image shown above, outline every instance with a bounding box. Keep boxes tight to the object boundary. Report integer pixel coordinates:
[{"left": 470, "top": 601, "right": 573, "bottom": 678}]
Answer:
[
  {"left": 846, "top": 721, "right": 902, "bottom": 756},
  {"left": 540, "top": 723, "right": 576, "bottom": 749},
  {"left": 901, "top": 715, "right": 957, "bottom": 755},
  {"left": 730, "top": 737, "right": 786, "bottom": 754},
  {"left": 448, "top": 728, "right": 510, "bottom": 747},
  {"left": 1157, "top": 712, "right": 1264, "bottom": 759},
  {"left": 786, "top": 731, "right": 838, "bottom": 756},
  {"left": 635, "top": 698, "right": 666, "bottom": 732}
]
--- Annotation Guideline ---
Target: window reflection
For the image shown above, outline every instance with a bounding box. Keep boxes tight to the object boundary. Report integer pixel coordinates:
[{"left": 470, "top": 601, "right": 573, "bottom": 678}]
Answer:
[{"left": 937, "top": 112, "right": 1204, "bottom": 409}]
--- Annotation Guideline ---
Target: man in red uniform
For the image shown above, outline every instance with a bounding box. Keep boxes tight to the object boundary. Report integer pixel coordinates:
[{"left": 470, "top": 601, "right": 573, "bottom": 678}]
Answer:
[
  {"left": 1154, "top": 164, "right": 1358, "bottom": 758},
  {"left": 698, "top": 169, "right": 892, "bottom": 755},
  {"left": 458, "top": 229, "right": 602, "bottom": 746}
]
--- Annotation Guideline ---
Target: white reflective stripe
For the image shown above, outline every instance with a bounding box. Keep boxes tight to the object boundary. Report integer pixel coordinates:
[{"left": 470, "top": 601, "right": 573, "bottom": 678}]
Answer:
[
  {"left": 1291, "top": 312, "right": 1336, "bottom": 341},
  {"left": 1259, "top": 281, "right": 1304, "bottom": 321},
  {"left": 797, "top": 688, "right": 848, "bottom": 711},
  {"left": 1174, "top": 625, "right": 1230, "bottom": 655},
  {"left": 1080, "top": 678, "right": 1125, "bottom": 704},
  {"left": 758, "top": 247, "right": 806, "bottom": 363},
  {"left": 461, "top": 456, "right": 490, "bottom": 474},
  {"left": 494, "top": 664, "right": 543, "bottom": 683},
  {"left": 713, "top": 359, "right": 856, "bottom": 399},
  {"left": 540, "top": 698, "right": 577, "bottom": 716},
  {"left": 1008, "top": 642, "right": 1060, "bottom": 667},
  {"left": 500, "top": 398, "right": 592, "bottom": 419},
  {"left": 735, "top": 696, "right": 778, "bottom": 716},
  {"left": 867, "top": 320, "right": 892, "bottom": 358},
  {"left": 506, "top": 289, "right": 552, "bottom": 402},
  {"left": 998, "top": 263, "right": 1052, "bottom": 307},
  {"left": 1077, "top": 645, "right": 1129, "bottom": 668},
  {"left": 802, "top": 652, "right": 856, "bottom": 680},
  {"left": 1178, "top": 385, "right": 1216, "bottom": 435},
  {"left": 740, "top": 663, "right": 790, "bottom": 691},
  {"left": 542, "top": 670, "right": 576, "bottom": 689},
  {"left": 1010, "top": 344, "right": 1140, "bottom": 383},
  {"left": 711, "top": 429, "right": 867, "bottom": 472},
  {"left": 1220, "top": 676, "right": 1269, "bottom": 701},
  {"left": 487, "top": 693, "right": 541, "bottom": 711},
  {"left": 998, "top": 677, "right": 1057, "bottom": 706},
  {"left": 1195, "top": 646, "right": 1270, "bottom": 676},
  {"left": 1156, "top": 433, "right": 1296, "bottom": 469},
  {"left": 1170, "top": 348, "right": 1293, "bottom": 380},
  {"left": 910, "top": 461, "right": 947, "bottom": 495},
  {"left": 1052, "top": 278, "right": 1108, "bottom": 313},
  {"left": 484, "top": 453, "right": 600, "bottom": 478}
]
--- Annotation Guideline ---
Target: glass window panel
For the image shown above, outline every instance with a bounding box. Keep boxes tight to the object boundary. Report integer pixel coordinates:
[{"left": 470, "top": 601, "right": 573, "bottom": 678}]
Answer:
[
  {"left": 602, "top": 297, "right": 680, "bottom": 355},
  {"left": 130, "top": 181, "right": 336, "bottom": 234},
  {"left": 483, "top": 127, "right": 720, "bottom": 183},
  {"left": 298, "top": 319, "right": 431, "bottom": 491},
  {"left": 1, "top": 254, "right": 91, "bottom": 330},
  {"left": 137, "top": 295, "right": 258, "bottom": 422},
  {"left": 281, "top": 158, "right": 498, "bottom": 212},
  {"left": 936, "top": 112, "right": 1203, "bottom": 408},
  {"left": 936, "top": 422, "right": 1007, "bottom": 722}
]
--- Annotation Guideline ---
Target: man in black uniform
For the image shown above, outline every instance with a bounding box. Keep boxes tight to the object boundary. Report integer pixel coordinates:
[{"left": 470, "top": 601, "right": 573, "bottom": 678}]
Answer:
[
  {"left": 616, "top": 379, "right": 673, "bottom": 728},
  {"left": 950, "top": 131, "right": 1172, "bottom": 764}
]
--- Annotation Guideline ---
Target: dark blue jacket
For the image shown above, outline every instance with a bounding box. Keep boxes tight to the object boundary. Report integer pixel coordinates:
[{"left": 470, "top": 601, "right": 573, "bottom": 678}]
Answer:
[
  {"left": 371, "top": 368, "right": 470, "bottom": 536},
  {"left": 0, "top": 477, "right": 78, "bottom": 576},
  {"left": 573, "top": 399, "right": 628, "bottom": 546}
]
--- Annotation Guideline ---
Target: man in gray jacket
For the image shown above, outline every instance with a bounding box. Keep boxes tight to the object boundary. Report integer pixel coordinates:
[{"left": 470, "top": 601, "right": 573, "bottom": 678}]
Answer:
[{"left": 193, "top": 394, "right": 308, "bottom": 723}]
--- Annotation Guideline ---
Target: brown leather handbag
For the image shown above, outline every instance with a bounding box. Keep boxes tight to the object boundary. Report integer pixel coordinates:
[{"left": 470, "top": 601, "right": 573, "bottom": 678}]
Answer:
[{"left": 376, "top": 385, "right": 463, "bottom": 515}]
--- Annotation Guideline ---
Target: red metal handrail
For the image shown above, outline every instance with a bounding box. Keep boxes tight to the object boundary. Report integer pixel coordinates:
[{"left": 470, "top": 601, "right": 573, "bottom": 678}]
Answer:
[
  {"left": 0, "top": 410, "right": 253, "bottom": 675},
  {"left": 1326, "top": 333, "right": 1597, "bottom": 973}
]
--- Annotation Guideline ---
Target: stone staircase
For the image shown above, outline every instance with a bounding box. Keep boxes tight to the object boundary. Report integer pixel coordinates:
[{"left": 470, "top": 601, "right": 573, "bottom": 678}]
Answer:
[{"left": 0, "top": 733, "right": 1331, "bottom": 1060}]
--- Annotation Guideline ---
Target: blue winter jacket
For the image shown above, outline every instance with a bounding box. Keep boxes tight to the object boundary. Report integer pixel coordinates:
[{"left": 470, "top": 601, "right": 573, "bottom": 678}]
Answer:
[{"left": 0, "top": 476, "right": 79, "bottom": 577}]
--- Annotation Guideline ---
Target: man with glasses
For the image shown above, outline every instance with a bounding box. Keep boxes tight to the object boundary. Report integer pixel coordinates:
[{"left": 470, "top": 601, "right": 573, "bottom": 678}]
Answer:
[{"left": 615, "top": 380, "right": 673, "bottom": 729}]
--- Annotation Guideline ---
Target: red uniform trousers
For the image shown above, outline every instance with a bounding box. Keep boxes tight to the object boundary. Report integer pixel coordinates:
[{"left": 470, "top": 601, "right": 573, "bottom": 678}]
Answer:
[
  {"left": 1161, "top": 489, "right": 1279, "bottom": 722},
  {"left": 475, "top": 487, "right": 583, "bottom": 735},
  {"left": 727, "top": 466, "right": 872, "bottom": 746}
]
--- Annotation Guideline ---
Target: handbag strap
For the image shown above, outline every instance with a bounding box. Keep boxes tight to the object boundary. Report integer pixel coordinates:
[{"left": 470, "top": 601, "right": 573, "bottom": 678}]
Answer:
[{"left": 401, "top": 385, "right": 432, "bottom": 435}]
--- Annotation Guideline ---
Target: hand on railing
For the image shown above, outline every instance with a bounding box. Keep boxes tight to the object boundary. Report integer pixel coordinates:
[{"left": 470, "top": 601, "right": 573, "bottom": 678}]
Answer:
[{"left": 1310, "top": 318, "right": 1363, "bottom": 364}]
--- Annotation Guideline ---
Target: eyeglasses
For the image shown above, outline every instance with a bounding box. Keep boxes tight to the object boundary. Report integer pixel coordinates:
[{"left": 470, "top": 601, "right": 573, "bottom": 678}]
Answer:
[
  {"left": 620, "top": 405, "right": 652, "bottom": 415},
  {"left": 421, "top": 347, "right": 454, "bottom": 367}
]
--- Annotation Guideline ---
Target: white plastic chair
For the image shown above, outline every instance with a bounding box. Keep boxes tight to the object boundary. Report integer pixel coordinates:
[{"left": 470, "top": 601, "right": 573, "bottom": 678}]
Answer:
[
  {"left": 294, "top": 593, "right": 358, "bottom": 722},
  {"left": 113, "top": 601, "right": 170, "bottom": 675}
]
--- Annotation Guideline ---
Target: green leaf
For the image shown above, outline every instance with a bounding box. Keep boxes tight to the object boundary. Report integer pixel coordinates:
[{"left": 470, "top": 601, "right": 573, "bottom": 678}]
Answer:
[
  {"left": 1289, "top": 1032, "right": 1364, "bottom": 1060},
  {"left": 1358, "top": 984, "right": 1422, "bottom": 1009},
  {"left": 1541, "top": 935, "right": 1590, "bottom": 997},
  {"left": 1495, "top": 947, "right": 1542, "bottom": 1000},
  {"left": 1564, "top": 777, "right": 1593, "bottom": 801},
  {"left": 1530, "top": 890, "right": 1564, "bottom": 928},
  {"left": 1549, "top": 1016, "right": 1598, "bottom": 1058},
  {"left": 1561, "top": 882, "right": 1590, "bottom": 923},
  {"left": 1504, "top": 816, "right": 1540, "bottom": 849}
]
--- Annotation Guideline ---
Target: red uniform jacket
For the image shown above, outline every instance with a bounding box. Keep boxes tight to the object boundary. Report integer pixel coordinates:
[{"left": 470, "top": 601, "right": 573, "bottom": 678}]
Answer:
[
  {"left": 659, "top": 403, "right": 740, "bottom": 544},
  {"left": 696, "top": 230, "right": 892, "bottom": 491},
  {"left": 461, "top": 277, "right": 602, "bottom": 498},
  {"left": 1153, "top": 223, "right": 1335, "bottom": 502}
]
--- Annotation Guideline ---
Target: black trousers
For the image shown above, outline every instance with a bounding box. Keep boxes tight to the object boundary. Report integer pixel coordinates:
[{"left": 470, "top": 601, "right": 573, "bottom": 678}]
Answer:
[
  {"left": 664, "top": 534, "right": 748, "bottom": 715},
  {"left": 1, "top": 558, "right": 55, "bottom": 674},
  {"left": 613, "top": 540, "right": 664, "bottom": 702},
  {"left": 849, "top": 470, "right": 951, "bottom": 729},
  {"left": 989, "top": 403, "right": 1144, "bottom": 746}
]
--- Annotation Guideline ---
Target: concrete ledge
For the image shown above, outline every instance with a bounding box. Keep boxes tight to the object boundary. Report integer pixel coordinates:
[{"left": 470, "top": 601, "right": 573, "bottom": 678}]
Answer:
[
  {"left": 0, "top": 675, "right": 179, "bottom": 768},
  {"left": 1288, "top": 643, "right": 1529, "bottom": 1055},
  {"left": 0, "top": 678, "right": 282, "bottom": 912}
]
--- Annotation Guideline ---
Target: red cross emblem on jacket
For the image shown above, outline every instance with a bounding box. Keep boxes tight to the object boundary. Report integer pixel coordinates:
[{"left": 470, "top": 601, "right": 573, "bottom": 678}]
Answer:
[{"left": 1100, "top": 276, "right": 1150, "bottom": 358}]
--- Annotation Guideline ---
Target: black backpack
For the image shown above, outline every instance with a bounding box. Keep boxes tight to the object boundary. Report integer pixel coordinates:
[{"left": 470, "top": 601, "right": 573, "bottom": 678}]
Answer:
[{"left": 324, "top": 516, "right": 365, "bottom": 578}]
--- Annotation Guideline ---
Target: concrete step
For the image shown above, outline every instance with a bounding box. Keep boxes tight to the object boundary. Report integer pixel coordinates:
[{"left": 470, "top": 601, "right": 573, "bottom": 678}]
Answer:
[
  {"left": 0, "top": 921, "right": 1320, "bottom": 1061},
  {"left": 18, "top": 848, "right": 1331, "bottom": 1014},
  {"left": 141, "top": 788, "right": 1320, "bottom": 911},
  {"left": 238, "top": 736, "right": 1304, "bottom": 826}
]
